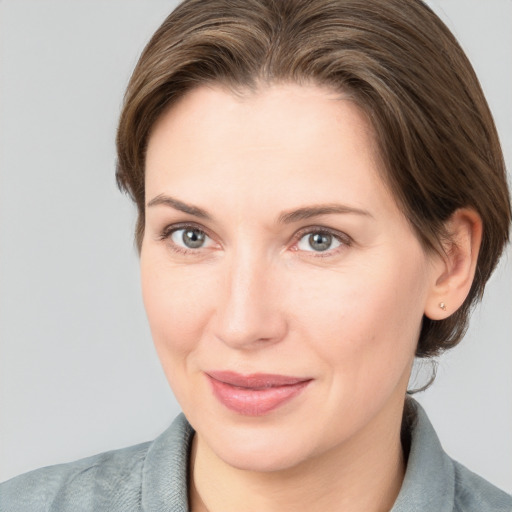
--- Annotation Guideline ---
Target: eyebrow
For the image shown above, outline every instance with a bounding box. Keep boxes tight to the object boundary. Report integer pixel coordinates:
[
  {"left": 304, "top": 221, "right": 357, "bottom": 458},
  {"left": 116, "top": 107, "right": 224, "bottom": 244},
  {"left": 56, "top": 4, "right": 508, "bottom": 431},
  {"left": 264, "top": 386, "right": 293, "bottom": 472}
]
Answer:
[
  {"left": 147, "top": 194, "right": 372, "bottom": 223},
  {"left": 147, "top": 194, "right": 212, "bottom": 220},
  {"left": 277, "top": 204, "right": 373, "bottom": 224}
]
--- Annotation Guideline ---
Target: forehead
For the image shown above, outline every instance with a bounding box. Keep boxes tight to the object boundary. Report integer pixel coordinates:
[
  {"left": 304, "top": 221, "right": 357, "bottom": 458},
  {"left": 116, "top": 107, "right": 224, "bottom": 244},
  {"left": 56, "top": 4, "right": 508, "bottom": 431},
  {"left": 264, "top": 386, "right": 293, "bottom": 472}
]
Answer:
[
  {"left": 148, "top": 82, "right": 373, "bottom": 152},
  {"left": 144, "top": 83, "right": 396, "bottom": 218}
]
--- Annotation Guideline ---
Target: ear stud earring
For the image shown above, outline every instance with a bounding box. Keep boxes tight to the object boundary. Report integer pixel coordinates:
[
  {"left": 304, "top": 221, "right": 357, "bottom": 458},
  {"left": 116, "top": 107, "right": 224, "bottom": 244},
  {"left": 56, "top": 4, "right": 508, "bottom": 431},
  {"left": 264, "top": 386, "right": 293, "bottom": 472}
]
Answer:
[{"left": 439, "top": 302, "right": 447, "bottom": 311}]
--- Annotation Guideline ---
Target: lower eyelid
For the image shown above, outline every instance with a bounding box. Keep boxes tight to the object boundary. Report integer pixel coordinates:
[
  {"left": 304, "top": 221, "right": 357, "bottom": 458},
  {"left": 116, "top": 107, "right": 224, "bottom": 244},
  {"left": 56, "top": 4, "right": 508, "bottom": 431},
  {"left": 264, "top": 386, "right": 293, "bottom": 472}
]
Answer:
[{"left": 171, "top": 228, "right": 214, "bottom": 248}]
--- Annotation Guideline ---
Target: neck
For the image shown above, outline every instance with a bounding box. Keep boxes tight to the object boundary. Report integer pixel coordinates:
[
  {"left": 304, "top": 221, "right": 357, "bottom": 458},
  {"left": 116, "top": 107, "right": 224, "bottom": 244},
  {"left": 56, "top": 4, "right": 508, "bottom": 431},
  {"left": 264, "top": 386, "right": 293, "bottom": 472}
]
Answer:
[{"left": 189, "top": 399, "right": 407, "bottom": 512}]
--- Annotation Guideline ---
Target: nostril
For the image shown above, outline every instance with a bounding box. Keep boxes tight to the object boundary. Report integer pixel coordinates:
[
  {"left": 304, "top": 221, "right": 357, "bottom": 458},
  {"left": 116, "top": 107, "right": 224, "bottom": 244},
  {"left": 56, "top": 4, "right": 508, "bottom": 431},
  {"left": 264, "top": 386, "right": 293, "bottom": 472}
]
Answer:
[{"left": 213, "top": 305, "right": 288, "bottom": 350}]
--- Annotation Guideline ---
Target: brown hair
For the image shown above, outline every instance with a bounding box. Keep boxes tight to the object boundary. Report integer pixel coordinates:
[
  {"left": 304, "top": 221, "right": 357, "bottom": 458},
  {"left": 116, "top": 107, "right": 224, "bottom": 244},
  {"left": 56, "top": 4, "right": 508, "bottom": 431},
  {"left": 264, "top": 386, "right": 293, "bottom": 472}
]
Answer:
[{"left": 116, "top": 0, "right": 511, "bottom": 357}]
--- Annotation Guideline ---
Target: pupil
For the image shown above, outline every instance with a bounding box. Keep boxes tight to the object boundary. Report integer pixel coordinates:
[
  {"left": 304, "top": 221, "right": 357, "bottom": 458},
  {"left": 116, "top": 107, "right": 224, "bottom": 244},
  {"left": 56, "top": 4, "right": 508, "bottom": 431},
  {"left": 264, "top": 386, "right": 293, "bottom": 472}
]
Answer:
[
  {"left": 183, "top": 229, "right": 205, "bottom": 248},
  {"left": 309, "top": 233, "right": 331, "bottom": 251}
]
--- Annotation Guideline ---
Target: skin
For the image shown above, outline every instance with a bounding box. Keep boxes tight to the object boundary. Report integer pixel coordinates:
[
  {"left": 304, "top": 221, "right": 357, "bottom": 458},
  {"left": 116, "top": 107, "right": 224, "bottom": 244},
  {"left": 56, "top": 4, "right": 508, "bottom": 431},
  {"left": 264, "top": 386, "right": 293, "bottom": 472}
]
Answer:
[{"left": 141, "top": 83, "right": 481, "bottom": 512}]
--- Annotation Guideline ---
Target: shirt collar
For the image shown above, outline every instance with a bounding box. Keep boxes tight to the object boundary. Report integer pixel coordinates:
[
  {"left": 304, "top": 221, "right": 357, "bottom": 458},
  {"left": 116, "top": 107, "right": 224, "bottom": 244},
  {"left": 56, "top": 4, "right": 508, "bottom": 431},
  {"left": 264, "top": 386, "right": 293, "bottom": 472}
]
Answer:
[
  {"left": 141, "top": 399, "right": 455, "bottom": 512},
  {"left": 391, "top": 399, "right": 455, "bottom": 511},
  {"left": 142, "top": 413, "right": 193, "bottom": 512}
]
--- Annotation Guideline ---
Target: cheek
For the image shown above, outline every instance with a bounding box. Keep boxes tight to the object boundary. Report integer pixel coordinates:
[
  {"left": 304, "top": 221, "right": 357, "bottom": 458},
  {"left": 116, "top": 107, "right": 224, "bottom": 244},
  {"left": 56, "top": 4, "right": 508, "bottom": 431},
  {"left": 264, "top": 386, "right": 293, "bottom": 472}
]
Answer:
[
  {"left": 140, "top": 253, "right": 217, "bottom": 359},
  {"left": 290, "top": 253, "right": 426, "bottom": 378},
  {"left": 140, "top": 254, "right": 222, "bottom": 411}
]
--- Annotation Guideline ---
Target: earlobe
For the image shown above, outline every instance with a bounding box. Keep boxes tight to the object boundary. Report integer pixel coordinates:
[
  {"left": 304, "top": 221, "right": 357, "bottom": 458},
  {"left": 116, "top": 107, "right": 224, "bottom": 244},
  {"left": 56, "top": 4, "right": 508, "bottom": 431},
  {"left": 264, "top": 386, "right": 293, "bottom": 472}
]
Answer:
[{"left": 424, "top": 208, "right": 482, "bottom": 320}]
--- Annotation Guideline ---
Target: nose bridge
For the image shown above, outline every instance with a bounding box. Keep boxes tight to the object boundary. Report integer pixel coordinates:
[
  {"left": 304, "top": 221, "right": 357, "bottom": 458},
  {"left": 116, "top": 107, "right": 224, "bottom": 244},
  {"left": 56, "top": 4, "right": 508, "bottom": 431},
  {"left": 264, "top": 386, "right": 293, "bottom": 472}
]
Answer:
[{"left": 214, "top": 244, "right": 286, "bottom": 349}]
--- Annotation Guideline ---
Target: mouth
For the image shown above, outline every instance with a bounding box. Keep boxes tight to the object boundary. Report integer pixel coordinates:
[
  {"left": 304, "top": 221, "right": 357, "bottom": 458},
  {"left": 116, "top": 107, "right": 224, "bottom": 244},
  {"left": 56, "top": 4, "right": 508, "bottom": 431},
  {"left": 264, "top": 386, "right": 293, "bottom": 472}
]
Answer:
[{"left": 206, "top": 371, "right": 312, "bottom": 416}]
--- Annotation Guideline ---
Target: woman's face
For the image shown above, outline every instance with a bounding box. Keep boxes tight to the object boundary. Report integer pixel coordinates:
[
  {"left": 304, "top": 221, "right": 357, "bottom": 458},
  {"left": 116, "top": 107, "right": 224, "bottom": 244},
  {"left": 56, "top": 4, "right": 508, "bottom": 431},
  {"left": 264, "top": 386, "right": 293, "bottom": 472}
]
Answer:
[{"left": 141, "top": 83, "right": 439, "bottom": 472}]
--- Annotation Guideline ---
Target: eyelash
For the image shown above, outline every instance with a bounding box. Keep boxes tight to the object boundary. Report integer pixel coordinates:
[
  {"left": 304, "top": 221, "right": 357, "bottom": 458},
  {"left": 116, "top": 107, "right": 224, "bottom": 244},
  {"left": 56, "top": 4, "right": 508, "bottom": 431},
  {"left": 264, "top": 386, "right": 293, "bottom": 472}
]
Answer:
[
  {"left": 159, "top": 223, "right": 352, "bottom": 258},
  {"left": 293, "top": 226, "right": 351, "bottom": 258},
  {"left": 159, "top": 222, "right": 214, "bottom": 256}
]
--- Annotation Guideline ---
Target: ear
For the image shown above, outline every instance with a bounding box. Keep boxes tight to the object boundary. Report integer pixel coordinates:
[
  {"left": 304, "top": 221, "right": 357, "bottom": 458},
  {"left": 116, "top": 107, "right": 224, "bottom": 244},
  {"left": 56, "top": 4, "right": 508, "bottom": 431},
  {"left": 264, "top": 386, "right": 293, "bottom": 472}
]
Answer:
[{"left": 424, "top": 208, "right": 482, "bottom": 320}]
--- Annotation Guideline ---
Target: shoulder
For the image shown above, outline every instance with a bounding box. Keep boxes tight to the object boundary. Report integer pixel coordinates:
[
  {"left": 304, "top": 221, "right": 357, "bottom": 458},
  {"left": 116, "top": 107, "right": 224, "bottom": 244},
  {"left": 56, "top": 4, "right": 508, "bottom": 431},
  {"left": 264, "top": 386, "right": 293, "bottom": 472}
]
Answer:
[
  {"left": 393, "top": 399, "right": 512, "bottom": 512},
  {"left": 0, "top": 441, "right": 151, "bottom": 512},
  {"left": 0, "top": 413, "right": 194, "bottom": 512},
  {"left": 451, "top": 460, "right": 512, "bottom": 512}
]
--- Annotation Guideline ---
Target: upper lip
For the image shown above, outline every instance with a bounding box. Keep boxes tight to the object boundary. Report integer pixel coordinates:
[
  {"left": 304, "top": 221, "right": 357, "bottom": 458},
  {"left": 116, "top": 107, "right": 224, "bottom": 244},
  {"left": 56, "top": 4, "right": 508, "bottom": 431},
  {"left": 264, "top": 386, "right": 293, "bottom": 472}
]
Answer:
[{"left": 206, "top": 371, "right": 311, "bottom": 389}]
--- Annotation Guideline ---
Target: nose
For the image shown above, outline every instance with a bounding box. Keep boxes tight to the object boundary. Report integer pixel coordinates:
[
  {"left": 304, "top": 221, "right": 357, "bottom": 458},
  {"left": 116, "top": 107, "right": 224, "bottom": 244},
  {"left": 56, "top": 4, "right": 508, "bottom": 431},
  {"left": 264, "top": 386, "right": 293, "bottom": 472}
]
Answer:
[{"left": 212, "top": 249, "right": 288, "bottom": 350}]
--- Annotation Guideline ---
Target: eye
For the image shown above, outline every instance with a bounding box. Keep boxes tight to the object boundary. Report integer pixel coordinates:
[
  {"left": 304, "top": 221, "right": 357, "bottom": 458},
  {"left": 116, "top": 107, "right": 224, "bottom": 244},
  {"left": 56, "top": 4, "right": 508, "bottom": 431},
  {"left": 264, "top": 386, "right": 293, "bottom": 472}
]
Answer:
[
  {"left": 168, "top": 226, "right": 212, "bottom": 249},
  {"left": 296, "top": 230, "right": 345, "bottom": 253}
]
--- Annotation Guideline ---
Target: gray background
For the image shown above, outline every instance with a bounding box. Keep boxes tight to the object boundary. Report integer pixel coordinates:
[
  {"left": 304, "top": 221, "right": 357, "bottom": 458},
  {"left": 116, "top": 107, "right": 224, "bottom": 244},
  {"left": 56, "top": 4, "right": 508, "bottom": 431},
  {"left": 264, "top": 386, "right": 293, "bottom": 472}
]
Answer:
[{"left": 1, "top": 0, "right": 511, "bottom": 492}]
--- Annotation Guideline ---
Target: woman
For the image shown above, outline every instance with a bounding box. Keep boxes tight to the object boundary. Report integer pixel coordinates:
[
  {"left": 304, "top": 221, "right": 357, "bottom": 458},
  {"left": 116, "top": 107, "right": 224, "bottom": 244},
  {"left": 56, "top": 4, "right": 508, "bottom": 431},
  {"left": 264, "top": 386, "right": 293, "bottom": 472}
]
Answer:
[{"left": 1, "top": 0, "right": 510, "bottom": 510}]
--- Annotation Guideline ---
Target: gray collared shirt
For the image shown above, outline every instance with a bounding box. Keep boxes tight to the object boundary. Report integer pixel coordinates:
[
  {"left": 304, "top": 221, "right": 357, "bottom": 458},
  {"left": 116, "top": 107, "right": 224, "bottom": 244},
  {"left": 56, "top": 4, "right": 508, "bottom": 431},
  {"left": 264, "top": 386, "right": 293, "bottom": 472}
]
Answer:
[{"left": 1, "top": 401, "right": 511, "bottom": 511}]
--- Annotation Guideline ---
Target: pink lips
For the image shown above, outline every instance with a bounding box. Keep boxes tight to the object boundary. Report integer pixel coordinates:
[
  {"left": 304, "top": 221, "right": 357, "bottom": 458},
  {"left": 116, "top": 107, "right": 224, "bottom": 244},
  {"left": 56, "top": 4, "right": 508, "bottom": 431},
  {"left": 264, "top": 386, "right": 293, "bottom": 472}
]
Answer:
[{"left": 206, "top": 371, "right": 311, "bottom": 416}]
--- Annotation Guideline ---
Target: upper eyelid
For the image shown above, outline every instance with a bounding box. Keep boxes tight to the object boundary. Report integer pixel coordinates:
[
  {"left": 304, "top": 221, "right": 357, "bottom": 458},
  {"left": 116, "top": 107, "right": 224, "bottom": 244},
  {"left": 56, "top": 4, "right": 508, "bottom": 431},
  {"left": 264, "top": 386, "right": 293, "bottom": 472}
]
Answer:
[
  {"left": 161, "top": 222, "right": 212, "bottom": 238},
  {"left": 293, "top": 225, "right": 352, "bottom": 244}
]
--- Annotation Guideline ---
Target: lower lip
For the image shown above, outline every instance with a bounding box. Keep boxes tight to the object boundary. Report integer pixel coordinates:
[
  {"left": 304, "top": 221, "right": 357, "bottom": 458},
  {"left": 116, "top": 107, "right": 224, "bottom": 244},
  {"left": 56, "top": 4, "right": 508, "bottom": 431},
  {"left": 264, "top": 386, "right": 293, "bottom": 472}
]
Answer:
[{"left": 207, "top": 376, "right": 310, "bottom": 416}]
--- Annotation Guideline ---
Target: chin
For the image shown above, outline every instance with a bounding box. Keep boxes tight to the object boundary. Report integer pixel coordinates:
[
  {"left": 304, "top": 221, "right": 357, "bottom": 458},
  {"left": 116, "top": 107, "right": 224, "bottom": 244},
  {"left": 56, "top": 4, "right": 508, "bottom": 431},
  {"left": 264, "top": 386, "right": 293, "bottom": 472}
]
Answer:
[
  {"left": 198, "top": 415, "right": 324, "bottom": 473},
  {"left": 215, "top": 438, "right": 311, "bottom": 473}
]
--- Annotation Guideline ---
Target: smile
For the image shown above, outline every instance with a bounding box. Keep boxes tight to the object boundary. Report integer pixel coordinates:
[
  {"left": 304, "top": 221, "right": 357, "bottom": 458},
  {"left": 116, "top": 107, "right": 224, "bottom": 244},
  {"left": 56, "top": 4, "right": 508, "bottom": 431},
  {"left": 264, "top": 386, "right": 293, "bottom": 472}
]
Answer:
[{"left": 206, "top": 371, "right": 312, "bottom": 416}]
